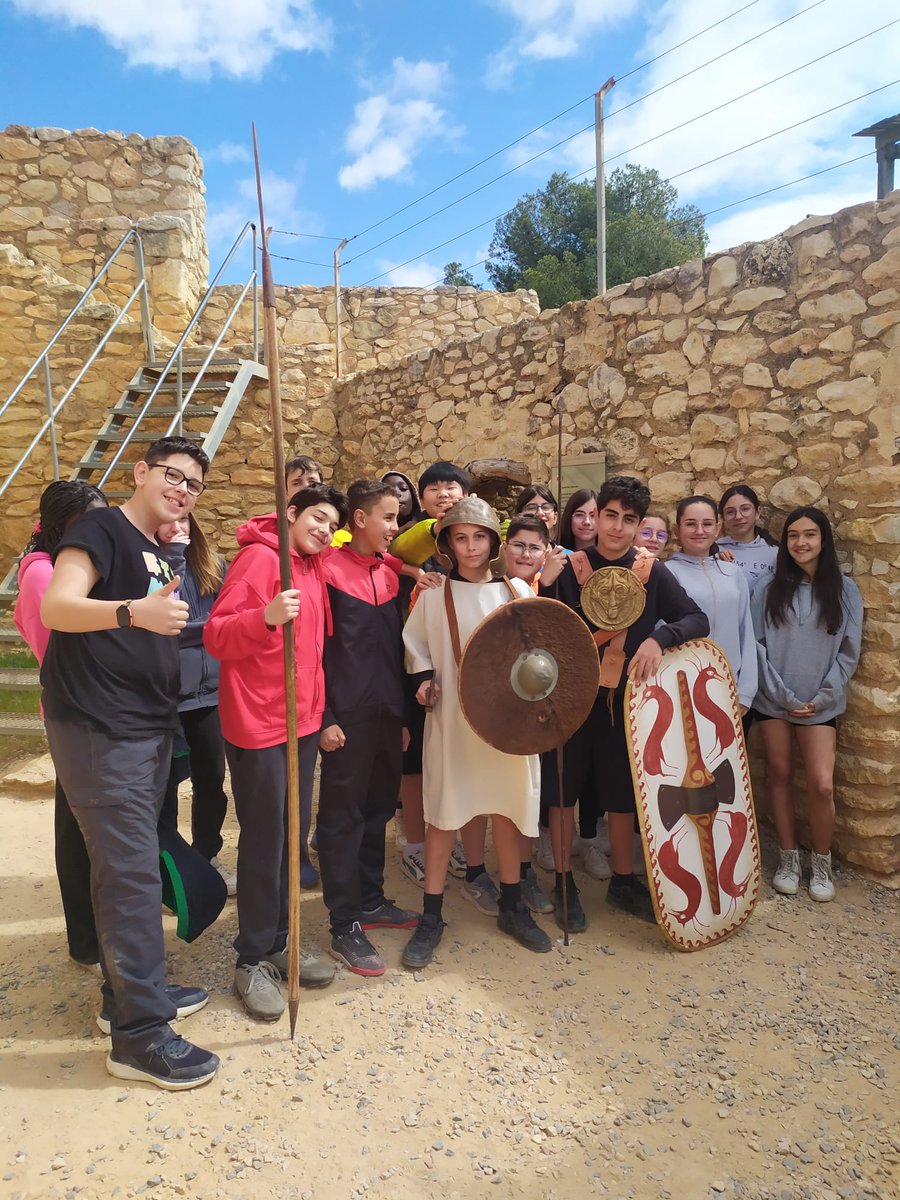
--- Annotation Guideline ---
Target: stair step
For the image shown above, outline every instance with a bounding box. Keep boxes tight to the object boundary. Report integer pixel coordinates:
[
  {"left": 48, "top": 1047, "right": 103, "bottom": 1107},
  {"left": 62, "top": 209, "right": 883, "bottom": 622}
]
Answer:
[
  {"left": 0, "top": 668, "right": 40, "bottom": 689},
  {"left": 127, "top": 380, "right": 232, "bottom": 395},
  {"left": 85, "top": 429, "right": 213, "bottom": 446},
  {"left": 111, "top": 404, "right": 220, "bottom": 418},
  {"left": 146, "top": 358, "right": 243, "bottom": 371},
  {"left": 0, "top": 712, "right": 45, "bottom": 737}
]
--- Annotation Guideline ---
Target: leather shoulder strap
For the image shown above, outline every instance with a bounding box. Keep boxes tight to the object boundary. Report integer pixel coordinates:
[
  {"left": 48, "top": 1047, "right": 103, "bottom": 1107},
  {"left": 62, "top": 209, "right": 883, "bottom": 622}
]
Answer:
[
  {"left": 443, "top": 578, "right": 463, "bottom": 667},
  {"left": 631, "top": 554, "right": 654, "bottom": 585},
  {"left": 570, "top": 551, "right": 593, "bottom": 586}
]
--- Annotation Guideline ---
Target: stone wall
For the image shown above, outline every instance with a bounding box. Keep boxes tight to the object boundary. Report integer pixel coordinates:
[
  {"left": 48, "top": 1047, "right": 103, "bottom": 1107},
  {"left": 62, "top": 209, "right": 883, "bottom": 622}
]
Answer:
[
  {"left": 327, "top": 192, "right": 900, "bottom": 885},
  {"left": 0, "top": 124, "right": 207, "bottom": 336}
]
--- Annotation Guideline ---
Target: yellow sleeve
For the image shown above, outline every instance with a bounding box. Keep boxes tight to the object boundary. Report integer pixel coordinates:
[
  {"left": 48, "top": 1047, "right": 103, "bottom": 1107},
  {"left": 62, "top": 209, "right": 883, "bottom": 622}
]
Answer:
[{"left": 390, "top": 518, "right": 438, "bottom": 566}]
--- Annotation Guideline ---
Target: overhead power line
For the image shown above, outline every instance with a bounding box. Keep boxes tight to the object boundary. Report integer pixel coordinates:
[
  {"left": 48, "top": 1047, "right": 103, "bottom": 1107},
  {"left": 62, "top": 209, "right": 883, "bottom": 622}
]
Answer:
[
  {"left": 346, "top": 0, "right": 769, "bottom": 245},
  {"left": 345, "top": 0, "right": 830, "bottom": 267},
  {"left": 420, "top": 150, "right": 876, "bottom": 289},
  {"left": 359, "top": 81, "right": 892, "bottom": 288}
]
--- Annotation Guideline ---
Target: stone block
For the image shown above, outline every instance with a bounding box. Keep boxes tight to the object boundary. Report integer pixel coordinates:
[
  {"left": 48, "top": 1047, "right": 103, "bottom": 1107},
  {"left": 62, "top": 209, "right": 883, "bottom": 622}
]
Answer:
[
  {"left": 647, "top": 470, "right": 692, "bottom": 503},
  {"left": 651, "top": 391, "right": 688, "bottom": 421},
  {"left": 768, "top": 475, "right": 823, "bottom": 508},
  {"left": 682, "top": 330, "right": 706, "bottom": 366},
  {"left": 816, "top": 376, "right": 877, "bottom": 414},
  {"left": 711, "top": 334, "right": 768, "bottom": 367},
  {"left": 735, "top": 432, "right": 790, "bottom": 467},
  {"left": 833, "top": 466, "right": 900, "bottom": 497},
  {"left": 818, "top": 326, "right": 854, "bottom": 353},
  {"left": 727, "top": 286, "right": 786, "bottom": 313},
  {"left": 588, "top": 362, "right": 626, "bottom": 407},
  {"left": 837, "top": 515, "right": 900, "bottom": 546},
  {"left": 797, "top": 289, "right": 867, "bottom": 322},
  {"left": 690, "top": 447, "right": 726, "bottom": 471},
  {"left": 686, "top": 369, "right": 711, "bottom": 396},
  {"left": 860, "top": 310, "right": 900, "bottom": 339},
  {"left": 690, "top": 413, "right": 738, "bottom": 444},
  {"left": 707, "top": 256, "right": 737, "bottom": 297},
  {"left": 862, "top": 246, "right": 900, "bottom": 289},
  {"left": 742, "top": 362, "right": 773, "bottom": 387},
  {"left": 777, "top": 356, "right": 838, "bottom": 389}
]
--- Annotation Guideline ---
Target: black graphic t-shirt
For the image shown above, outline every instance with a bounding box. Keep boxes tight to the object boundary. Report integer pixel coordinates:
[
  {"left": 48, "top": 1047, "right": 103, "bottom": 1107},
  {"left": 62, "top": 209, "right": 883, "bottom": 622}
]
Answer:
[{"left": 42, "top": 507, "right": 180, "bottom": 736}]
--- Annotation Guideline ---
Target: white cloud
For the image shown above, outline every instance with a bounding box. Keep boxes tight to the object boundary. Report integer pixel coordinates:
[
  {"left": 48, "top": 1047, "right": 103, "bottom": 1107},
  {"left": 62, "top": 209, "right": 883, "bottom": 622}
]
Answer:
[
  {"left": 338, "top": 57, "right": 457, "bottom": 192},
  {"left": 206, "top": 170, "right": 328, "bottom": 278},
  {"left": 495, "top": 0, "right": 898, "bottom": 249},
  {"left": 203, "top": 140, "right": 252, "bottom": 166},
  {"left": 486, "top": 0, "right": 639, "bottom": 86},
  {"left": 705, "top": 185, "right": 872, "bottom": 255},
  {"left": 10, "top": 0, "right": 330, "bottom": 77},
  {"left": 375, "top": 258, "right": 449, "bottom": 287}
]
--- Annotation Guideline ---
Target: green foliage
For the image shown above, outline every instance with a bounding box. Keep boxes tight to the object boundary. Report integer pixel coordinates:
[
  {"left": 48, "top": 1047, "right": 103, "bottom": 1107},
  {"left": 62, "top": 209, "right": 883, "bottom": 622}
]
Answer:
[
  {"left": 486, "top": 166, "right": 708, "bottom": 308},
  {"left": 441, "top": 261, "right": 480, "bottom": 288}
]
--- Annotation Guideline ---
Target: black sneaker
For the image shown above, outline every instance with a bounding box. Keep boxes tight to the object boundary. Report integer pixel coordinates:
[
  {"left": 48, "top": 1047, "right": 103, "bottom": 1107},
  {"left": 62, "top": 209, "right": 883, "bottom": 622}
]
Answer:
[
  {"left": 401, "top": 913, "right": 445, "bottom": 969},
  {"left": 497, "top": 902, "right": 552, "bottom": 953},
  {"left": 106, "top": 1034, "right": 219, "bottom": 1091},
  {"left": 360, "top": 900, "right": 420, "bottom": 930},
  {"left": 330, "top": 923, "right": 385, "bottom": 977},
  {"left": 606, "top": 876, "right": 657, "bottom": 923},
  {"left": 97, "top": 984, "right": 209, "bottom": 1036},
  {"left": 553, "top": 883, "right": 588, "bottom": 933}
]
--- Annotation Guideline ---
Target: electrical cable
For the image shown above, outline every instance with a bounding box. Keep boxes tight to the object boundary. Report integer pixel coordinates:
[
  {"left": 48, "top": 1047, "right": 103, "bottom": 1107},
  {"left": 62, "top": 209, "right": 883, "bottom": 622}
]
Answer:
[
  {"left": 344, "top": 0, "right": 831, "bottom": 266},
  {"left": 345, "top": 0, "right": 769, "bottom": 244}
]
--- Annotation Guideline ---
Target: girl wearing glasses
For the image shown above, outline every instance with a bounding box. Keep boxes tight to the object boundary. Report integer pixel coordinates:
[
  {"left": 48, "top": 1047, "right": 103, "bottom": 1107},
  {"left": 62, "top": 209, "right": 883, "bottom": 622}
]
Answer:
[
  {"left": 633, "top": 511, "right": 670, "bottom": 559},
  {"left": 717, "top": 484, "right": 778, "bottom": 590}
]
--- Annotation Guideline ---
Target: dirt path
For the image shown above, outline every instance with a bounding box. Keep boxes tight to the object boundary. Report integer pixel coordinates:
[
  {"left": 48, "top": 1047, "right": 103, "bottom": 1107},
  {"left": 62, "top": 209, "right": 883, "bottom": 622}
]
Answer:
[{"left": 0, "top": 754, "right": 897, "bottom": 1200}]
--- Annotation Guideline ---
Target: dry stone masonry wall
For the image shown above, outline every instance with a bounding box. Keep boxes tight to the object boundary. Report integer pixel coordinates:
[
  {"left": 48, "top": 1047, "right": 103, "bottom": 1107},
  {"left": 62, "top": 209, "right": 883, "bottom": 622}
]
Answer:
[
  {"left": 0, "top": 124, "right": 207, "bottom": 336},
  {"left": 329, "top": 192, "right": 900, "bottom": 885}
]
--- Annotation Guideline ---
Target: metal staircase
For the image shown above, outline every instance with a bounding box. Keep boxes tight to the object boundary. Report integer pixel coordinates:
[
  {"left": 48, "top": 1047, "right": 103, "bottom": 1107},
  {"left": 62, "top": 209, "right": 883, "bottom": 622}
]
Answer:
[{"left": 0, "top": 220, "right": 266, "bottom": 736}]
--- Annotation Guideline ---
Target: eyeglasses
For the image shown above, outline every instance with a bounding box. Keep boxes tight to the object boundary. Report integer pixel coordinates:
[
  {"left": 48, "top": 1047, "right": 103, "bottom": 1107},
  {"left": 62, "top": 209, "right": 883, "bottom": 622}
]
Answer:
[
  {"left": 522, "top": 503, "right": 556, "bottom": 515},
  {"left": 149, "top": 464, "right": 206, "bottom": 496},
  {"left": 639, "top": 529, "right": 669, "bottom": 543},
  {"left": 507, "top": 541, "right": 545, "bottom": 558}
]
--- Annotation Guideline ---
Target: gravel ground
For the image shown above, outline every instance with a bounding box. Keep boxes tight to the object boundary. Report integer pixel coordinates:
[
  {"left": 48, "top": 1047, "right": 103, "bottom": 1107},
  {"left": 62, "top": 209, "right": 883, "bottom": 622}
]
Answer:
[{"left": 0, "top": 755, "right": 897, "bottom": 1200}]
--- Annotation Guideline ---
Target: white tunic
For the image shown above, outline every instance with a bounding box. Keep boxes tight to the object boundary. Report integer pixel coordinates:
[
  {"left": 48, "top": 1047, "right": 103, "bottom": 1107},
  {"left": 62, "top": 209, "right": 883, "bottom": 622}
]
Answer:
[{"left": 403, "top": 575, "right": 540, "bottom": 835}]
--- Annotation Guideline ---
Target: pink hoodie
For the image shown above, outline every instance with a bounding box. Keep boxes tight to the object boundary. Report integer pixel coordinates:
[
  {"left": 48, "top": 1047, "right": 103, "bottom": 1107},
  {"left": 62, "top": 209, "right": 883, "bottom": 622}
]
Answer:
[
  {"left": 204, "top": 513, "right": 331, "bottom": 749},
  {"left": 14, "top": 551, "right": 54, "bottom": 664}
]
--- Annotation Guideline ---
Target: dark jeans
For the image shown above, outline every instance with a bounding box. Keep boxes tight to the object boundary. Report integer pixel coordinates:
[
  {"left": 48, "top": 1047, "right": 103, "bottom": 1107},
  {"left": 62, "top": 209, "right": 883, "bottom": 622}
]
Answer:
[
  {"left": 317, "top": 709, "right": 402, "bottom": 936},
  {"left": 226, "top": 733, "right": 318, "bottom": 964},
  {"left": 54, "top": 778, "right": 98, "bottom": 964},
  {"left": 160, "top": 705, "right": 229, "bottom": 860},
  {"left": 45, "top": 719, "right": 178, "bottom": 1055},
  {"left": 541, "top": 692, "right": 636, "bottom": 816}
]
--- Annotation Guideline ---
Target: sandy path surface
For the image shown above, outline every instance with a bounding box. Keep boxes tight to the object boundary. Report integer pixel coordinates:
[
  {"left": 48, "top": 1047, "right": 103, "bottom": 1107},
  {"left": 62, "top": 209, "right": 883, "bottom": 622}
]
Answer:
[{"left": 0, "top": 755, "right": 898, "bottom": 1200}]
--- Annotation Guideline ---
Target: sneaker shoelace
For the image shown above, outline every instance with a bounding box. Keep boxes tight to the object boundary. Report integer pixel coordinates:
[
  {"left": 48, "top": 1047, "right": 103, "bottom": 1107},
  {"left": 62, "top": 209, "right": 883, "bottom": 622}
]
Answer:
[{"left": 244, "top": 961, "right": 281, "bottom": 992}]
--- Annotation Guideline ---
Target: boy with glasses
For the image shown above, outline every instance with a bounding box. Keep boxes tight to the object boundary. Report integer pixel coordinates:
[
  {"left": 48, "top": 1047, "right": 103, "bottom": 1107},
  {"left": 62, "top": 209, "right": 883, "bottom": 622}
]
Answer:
[{"left": 40, "top": 436, "right": 218, "bottom": 1091}]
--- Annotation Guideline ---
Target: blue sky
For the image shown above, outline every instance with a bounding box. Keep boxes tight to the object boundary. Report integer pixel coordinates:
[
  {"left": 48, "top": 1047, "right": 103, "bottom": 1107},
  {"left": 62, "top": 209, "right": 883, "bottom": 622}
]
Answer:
[{"left": 2, "top": 0, "right": 898, "bottom": 290}]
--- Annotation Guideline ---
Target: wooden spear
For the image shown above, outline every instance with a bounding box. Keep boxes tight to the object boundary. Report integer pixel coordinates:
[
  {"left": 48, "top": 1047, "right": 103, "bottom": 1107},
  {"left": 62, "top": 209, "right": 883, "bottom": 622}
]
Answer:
[
  {"left": 252, "top": 123, "right": 302, "bottom": 1038},
  {"left": 556, "top": 391, "right": 570, "bottom": 946}
]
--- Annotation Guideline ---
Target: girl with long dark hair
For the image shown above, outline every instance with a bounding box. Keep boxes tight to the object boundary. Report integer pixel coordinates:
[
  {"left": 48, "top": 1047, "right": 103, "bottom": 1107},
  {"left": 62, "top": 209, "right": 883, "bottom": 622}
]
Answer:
[
  {"left": 558, "top": 488, "right": 598, "bottom": 551},
  {"left": 718, "top": 484, "right": 778, "bottom": 589},
  {"left": 750, "top": 508, "right": 863, "bottom": 902},
  {"left": 14, "top": 480, "right": 108, "bottom": 970}
]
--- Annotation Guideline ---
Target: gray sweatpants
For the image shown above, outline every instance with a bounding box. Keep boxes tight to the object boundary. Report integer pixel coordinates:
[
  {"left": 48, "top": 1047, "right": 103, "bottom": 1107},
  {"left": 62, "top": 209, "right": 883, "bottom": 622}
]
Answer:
[
  {"left": 45, "top": 719, "right": 178, "bottom": 1055},
  {"left": 226, "top": 733, "right": 319, "bottom": 964}
]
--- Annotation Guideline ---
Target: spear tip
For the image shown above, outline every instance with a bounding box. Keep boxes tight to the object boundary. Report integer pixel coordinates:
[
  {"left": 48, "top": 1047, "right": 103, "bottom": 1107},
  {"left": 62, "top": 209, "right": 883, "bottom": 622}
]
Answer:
[{"left": 289, "top": 996, "right": 299, "bottom": 1040}]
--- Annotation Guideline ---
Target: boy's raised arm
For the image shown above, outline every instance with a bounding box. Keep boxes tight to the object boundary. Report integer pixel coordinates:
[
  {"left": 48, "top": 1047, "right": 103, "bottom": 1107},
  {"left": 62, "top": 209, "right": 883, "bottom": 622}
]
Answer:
[{"left": 41, "top": 547, "right": 186, "bottom": 636}]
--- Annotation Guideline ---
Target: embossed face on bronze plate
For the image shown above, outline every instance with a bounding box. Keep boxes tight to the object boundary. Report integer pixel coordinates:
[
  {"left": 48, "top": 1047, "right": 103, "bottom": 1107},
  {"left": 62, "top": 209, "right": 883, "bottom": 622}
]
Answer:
[{"left": 580, "top": 566, "right": 646, "bottom": 631}]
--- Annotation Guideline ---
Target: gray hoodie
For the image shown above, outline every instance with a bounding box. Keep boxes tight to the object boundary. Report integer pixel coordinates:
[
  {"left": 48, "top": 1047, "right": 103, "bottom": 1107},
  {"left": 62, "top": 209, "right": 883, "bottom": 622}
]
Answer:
[
  {"left": 665, "top": 552, "right": 758, "bottom": 709},
  {"left": 750, "top": 575, "right": 863, "bottom": 723},
  {"left": 716, "top": 535, "right": 778, "bottom": 591}
]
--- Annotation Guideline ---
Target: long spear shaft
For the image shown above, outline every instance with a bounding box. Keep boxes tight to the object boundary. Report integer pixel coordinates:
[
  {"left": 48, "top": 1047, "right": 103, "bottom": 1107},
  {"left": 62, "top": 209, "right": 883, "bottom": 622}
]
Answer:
[
  {"left": 556, "top": 392, "right": 569, "bottom": 945},
  {"left": 252, "top": 123, "right": 302, "bottom": 1038}
]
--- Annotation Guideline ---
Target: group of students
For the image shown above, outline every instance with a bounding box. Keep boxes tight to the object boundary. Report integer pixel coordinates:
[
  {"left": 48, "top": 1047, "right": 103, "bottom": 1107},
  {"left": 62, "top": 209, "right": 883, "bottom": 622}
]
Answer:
[{"left": 17, "top": 441, "right": 863, "bottom": 1093}]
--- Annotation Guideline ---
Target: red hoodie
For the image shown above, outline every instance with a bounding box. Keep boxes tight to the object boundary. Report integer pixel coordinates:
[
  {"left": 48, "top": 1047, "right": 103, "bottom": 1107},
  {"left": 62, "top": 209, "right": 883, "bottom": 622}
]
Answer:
[{"left": 204, "top": 513, "right": 332, "bottom": 749}]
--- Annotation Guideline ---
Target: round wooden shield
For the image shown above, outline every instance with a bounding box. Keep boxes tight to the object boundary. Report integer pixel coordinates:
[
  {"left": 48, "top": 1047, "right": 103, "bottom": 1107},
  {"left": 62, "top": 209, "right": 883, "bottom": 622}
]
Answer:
[{"left": 458, "top": 597, "right": 599, "bottom": 755}]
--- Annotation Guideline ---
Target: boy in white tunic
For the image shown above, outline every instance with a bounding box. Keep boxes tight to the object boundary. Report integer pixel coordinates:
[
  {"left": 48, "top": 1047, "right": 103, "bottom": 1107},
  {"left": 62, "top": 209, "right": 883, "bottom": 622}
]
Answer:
[{"left": 401, "top": 498, "right": 551, "bottom": 968}]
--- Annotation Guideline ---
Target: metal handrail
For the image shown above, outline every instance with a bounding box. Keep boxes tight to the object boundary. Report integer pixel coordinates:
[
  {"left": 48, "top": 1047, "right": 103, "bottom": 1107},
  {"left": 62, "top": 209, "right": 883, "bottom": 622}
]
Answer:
[
  {"left": 97, "top": 222, "right": 259, "bottom": 487},
  {"left": 0, "top": 229, "right": 155, "bottom": 497}
]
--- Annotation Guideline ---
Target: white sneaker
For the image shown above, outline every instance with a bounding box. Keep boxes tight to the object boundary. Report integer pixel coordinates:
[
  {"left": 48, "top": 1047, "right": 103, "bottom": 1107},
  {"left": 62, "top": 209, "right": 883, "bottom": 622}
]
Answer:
[
  {"left": 581, "top": 836, "right": 612, "bottom": 880},
  {"left": 400, "top": 846, "right": 426, "bottom": 888},
  {"left": 772, "top": 848, "right": 801, "bottom": 896},
  {"left": 211, "top": 856, "right": 237, "bottom": 897},
  {"left": 448, "top": 838, "right": 467, "bottom": 879},
  {"left": 809, "top": 851, "right": 835, "bottom": 902},
  {"left": 534, "top": 826, "right": 555, "bottom": 872}
]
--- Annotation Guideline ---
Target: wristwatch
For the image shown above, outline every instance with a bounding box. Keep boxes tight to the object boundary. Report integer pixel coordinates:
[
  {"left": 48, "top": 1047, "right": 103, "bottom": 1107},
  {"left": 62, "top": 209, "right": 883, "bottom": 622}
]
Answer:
[{"left": 116, "top": 600, "right": 135, "bottom": 629}]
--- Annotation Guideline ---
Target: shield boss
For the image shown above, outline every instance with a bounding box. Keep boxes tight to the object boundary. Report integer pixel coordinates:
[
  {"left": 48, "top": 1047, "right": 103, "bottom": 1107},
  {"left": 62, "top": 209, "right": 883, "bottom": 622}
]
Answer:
[{"left": 458, "top": 597, "right": 599, "bottom": 755}]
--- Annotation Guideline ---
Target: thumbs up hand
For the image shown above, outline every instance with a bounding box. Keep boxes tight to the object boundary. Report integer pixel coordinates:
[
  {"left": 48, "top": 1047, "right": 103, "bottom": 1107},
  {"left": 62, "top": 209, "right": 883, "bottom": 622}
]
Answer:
[{"left": 132, "top": 576, "right": 190, "bottom": 635}]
